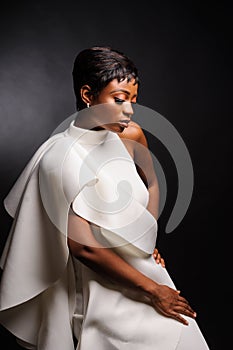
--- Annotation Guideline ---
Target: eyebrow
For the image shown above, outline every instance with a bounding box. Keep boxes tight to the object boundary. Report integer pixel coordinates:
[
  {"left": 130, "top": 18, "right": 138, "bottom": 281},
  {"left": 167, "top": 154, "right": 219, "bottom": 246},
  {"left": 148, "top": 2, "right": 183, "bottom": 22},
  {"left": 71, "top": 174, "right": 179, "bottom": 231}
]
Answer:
[{"left": 110, "top": 89, "right": 137, "bottom": 97}]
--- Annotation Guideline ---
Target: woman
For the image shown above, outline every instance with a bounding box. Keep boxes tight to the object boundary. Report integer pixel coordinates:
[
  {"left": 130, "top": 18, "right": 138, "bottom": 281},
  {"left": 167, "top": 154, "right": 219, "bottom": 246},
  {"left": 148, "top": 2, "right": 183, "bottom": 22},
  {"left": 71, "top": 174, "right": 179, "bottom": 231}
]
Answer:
[{"left": 0, "top": 46, "right": 210, "bottom": 349}]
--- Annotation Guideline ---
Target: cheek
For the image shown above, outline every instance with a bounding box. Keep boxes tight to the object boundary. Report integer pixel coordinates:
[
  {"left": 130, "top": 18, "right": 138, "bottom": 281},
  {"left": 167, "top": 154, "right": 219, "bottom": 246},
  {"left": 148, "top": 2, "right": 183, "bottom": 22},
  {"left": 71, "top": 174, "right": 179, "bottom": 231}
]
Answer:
[
  {"left": 106, "top": 104, "right": 123, "bottom": 121},
  {"left": 93, "top": 102, "right": 123, "bottom": 122}
]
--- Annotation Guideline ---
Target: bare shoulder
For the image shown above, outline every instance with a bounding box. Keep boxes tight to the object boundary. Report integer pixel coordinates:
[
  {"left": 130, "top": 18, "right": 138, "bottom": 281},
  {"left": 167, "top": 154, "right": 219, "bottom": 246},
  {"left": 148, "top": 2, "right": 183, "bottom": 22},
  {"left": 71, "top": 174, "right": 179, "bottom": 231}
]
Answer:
[
  {"left": 118, "top": 121, "right": 148, "bottom": 148},
  {"left": 118, "top": 121, "right": 145, "bottom": 142}
]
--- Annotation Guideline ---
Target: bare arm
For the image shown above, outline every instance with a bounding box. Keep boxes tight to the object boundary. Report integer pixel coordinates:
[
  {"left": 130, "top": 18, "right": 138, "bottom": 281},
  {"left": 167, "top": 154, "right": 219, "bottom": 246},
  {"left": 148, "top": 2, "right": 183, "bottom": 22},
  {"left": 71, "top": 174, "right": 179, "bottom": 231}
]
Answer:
[
  {"left": 133, "top": 127, "right": 160, "bottom": 220},
  {"left": 119, "top": 122, "right": 160, "bottom": 220},
  {"left": 132, "top": 126, "right": 167, "bottom": 267},
  {"left": 68, "top": 212, "right": 196, "bottom": 325},
  {"left": 119, "top": 123, "right": 163, "bottom": 266}
]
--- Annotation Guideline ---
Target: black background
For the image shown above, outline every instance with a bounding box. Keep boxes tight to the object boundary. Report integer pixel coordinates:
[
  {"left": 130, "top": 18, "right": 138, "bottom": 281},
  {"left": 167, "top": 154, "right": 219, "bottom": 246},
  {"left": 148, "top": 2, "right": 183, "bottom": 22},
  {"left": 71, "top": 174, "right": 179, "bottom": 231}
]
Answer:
[{"left": 0, "top": 1, "right": 232, "bottom": 349}]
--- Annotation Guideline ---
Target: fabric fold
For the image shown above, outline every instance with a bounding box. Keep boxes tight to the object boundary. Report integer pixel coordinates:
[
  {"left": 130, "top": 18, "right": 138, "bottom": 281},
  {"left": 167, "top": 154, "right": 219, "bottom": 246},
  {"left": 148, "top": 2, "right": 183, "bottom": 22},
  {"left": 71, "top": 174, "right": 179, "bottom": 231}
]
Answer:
[{"left": 0, "top": 118, "right": 158, "bottom": 349}]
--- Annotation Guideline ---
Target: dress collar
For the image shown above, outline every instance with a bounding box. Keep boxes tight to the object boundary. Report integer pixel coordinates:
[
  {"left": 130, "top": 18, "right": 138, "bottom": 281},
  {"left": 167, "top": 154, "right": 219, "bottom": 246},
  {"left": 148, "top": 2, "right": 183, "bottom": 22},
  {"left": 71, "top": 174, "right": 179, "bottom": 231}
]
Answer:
[{"left": 67, "top": 120, "right": 109, "bottom": 145}]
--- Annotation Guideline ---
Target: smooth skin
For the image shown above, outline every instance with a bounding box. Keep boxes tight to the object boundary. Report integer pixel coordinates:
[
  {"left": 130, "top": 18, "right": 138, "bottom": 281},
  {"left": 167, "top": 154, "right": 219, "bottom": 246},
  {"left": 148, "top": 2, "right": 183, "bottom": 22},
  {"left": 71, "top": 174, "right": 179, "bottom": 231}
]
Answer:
[
  {"left": 69, "top": 78, "right": 196, "bottom": 325},
  {"left": 118, "top": 119, "right": 165, "bottom": 267}
]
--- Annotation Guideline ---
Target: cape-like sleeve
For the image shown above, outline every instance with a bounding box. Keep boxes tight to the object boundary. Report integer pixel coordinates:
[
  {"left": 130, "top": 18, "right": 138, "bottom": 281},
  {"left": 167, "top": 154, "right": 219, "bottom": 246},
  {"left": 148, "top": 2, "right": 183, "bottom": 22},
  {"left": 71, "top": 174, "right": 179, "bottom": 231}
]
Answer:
[
  {"left": 0, "top": 123, "right": 158, "bottom": 349},
  {"left": 71, "top": 132, "right": 158, "bottom": 254},
  {"left": 0, "top": 131, "right": 97, "bottom": 349}
]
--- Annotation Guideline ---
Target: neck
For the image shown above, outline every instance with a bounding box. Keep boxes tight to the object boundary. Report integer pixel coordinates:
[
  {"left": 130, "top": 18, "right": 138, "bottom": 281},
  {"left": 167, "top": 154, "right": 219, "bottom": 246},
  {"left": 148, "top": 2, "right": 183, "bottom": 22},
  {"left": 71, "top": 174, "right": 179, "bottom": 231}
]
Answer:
[{"left": 74, "top": 108, "right": 105, "bottom": 131}]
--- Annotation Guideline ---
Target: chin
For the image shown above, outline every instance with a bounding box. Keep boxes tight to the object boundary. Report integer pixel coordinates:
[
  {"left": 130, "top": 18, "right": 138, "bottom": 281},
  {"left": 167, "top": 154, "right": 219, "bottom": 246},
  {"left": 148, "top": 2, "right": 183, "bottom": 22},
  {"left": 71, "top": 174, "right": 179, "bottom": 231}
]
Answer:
[{"left": 105, "top": 123, "right": 125, "bottom": 133}]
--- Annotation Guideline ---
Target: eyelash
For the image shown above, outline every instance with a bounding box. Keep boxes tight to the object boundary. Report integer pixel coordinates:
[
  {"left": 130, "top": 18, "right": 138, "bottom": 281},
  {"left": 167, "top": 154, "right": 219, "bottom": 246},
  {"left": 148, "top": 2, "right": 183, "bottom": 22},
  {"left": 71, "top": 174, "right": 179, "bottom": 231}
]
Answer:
[{"left": 114, "top": 97, "right": 125, "bottom": 104}]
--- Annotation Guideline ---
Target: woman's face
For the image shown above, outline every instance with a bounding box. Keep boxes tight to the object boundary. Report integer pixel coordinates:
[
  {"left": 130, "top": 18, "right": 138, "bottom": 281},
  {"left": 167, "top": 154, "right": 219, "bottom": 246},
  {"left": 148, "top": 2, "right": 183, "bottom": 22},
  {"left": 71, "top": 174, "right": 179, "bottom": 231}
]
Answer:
[{"left": 90, "top": 78, "right": 138, "bottom": 133}]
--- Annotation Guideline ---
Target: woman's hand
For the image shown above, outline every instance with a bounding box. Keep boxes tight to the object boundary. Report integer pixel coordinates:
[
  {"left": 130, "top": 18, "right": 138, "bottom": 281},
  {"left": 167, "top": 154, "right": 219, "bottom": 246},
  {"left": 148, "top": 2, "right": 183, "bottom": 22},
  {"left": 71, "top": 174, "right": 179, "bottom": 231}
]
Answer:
[
  {"left": 68, "top": 213, "right": 196, "bottom": 326},
  {"left": 151, "top": 249, "right": 196, "bottom": 325},
  {"left": 149, "top": 284, "right": 197, "bottom": 325},
  {"left": 153, "top": 248, "right": 165, "bottom": 267}
]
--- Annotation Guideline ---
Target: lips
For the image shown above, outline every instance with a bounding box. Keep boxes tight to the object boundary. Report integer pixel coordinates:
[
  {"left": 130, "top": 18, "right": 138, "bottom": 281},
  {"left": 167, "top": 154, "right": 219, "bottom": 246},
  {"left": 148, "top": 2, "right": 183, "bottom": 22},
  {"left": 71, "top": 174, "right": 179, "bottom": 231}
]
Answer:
[
  {"left": 119, "top": 119, "right": 131, "bottom": 124},
  {"left": 119, "top": 120, "right": 130, "bottom": 128}
]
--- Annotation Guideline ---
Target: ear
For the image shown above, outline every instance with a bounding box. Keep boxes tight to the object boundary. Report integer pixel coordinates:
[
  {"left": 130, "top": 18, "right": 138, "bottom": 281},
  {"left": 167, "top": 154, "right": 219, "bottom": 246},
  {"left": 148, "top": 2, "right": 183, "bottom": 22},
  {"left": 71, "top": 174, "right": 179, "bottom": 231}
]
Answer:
[{"left": 80, "top": 85, "right": 93, "bottom": 105}]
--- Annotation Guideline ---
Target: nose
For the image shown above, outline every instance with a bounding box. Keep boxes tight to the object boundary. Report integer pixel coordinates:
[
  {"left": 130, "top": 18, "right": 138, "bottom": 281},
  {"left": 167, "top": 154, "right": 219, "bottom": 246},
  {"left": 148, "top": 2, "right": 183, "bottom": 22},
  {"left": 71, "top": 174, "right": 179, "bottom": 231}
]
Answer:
[{"left": 122, "top": 102, "right": 134, "bottom": 118}]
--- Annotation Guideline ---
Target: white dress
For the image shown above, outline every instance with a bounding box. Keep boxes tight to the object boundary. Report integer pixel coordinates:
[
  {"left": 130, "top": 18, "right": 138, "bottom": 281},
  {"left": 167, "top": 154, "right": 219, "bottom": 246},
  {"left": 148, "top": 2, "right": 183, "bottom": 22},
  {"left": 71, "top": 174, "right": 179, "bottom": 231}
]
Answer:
[{"left": 0, "top": 117, "right": 210, "bottom": 349}]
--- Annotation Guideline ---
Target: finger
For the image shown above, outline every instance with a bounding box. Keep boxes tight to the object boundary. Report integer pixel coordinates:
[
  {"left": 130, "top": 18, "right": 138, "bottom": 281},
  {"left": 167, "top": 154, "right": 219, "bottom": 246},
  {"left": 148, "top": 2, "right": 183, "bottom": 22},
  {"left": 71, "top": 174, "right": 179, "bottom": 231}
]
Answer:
[
  {"left": 177, "top": 297, "right": 196, "bottom": 314},
  {"left": 174, "top": 304, "right": 196, "bottom": 318},
  {"left": 161, "top": 258, "right": 165, "bottom": 267},
  {"left": 177, "top": 293, "right": 192, "bottom": 304},
  {"left": 176, "top": 296, "right": 195, "bottom": 309},
  {"left": 172, "top": 313, "right": 189, "bottom": 326},
  {"left": 156, "top": 253, "right": 165, "bottom": 265},
  {"left": 177, "top": 303, "right": 196, "bottom": 314},
  {"left": 180, "top": 308, "right": 196, "bottom": 319},
  {"left": 177, "top": 296, "right": 191, "bottom": 305},
  {"left": 156, "top": 253, "right": 161, "bottom": 264},
  {"left": 153, "top": 248, "right": 158, "bottom": 257},
  {"left": 174, "top": 292, "right": 196, "bottom": 316}
]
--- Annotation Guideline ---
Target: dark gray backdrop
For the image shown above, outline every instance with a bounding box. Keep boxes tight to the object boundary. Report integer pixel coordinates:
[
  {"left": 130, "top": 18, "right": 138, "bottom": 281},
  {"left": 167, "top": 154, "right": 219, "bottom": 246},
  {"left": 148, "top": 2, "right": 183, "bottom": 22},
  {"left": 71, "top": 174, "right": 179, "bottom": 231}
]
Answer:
[{"left": 0, "top": 1, "right": 232, "bottom": 349}]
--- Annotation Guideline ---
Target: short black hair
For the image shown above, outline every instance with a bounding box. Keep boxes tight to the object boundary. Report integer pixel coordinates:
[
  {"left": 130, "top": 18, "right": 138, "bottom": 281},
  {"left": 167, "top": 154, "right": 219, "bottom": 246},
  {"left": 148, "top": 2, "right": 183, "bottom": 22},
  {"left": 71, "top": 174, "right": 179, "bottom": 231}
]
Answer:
[{"left": 72, "top": 46, "right": 139, "bottom": 110}]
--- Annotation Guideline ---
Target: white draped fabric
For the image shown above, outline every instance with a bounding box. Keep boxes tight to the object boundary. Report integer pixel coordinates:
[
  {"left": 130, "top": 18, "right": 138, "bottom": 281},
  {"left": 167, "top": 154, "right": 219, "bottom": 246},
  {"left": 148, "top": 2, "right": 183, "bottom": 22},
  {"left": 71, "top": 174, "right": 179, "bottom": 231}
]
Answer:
[{"left": 0, "top": 118, "right": 209, "bottom": 349}]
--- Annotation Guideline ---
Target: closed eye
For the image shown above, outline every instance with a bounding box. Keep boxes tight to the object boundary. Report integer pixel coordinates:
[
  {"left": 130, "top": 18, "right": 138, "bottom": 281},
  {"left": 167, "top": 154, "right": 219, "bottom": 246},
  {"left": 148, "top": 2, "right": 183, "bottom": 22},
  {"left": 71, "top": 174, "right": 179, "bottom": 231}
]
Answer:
[{"left": 114, "top": 97, "right": 125, "bottom": 104}]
